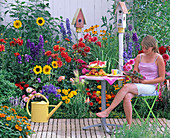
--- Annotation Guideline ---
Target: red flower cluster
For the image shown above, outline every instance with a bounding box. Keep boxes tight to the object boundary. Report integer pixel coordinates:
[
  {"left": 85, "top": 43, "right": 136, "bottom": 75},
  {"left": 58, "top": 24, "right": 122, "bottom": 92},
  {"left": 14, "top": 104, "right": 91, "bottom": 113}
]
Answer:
[
  {"left": 159, "top": 46, "right": 170, "bottom": 65},
  {"left": 10, "top": 38, "right": 23, "bottom": 46},
  {"left": 15, "top": 81, "right": 29, "bottom": 90},
  {"left": 44, "top": 43, "right": 72, "bottom": 65},
  {"left": 0, "top": 44, "right": 5, "bottom": 52},
  {"left": 0, "top": 39, "right": 6, "bottom": 43}
]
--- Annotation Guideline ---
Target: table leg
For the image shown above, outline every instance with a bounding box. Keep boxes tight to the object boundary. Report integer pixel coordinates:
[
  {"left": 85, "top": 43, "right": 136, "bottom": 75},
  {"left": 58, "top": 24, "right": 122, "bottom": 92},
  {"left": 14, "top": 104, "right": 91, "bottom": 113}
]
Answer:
[{"left": 83, "top": 80, "right": 122, "bottom": 133}]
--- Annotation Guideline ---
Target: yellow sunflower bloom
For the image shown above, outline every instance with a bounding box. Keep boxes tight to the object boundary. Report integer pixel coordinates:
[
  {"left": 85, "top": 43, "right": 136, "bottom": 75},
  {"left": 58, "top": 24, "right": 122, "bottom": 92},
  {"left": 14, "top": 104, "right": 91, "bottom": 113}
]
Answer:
[
  {"left": 33, "top": 65, "right": 42, "bottom": 75},
  {"left": 52, "top": 61, "right": 58, "bottom": 68},
  {"left": 43, "top": 65, "right": 52, "bottom": 75},
  {"left": 13, "top": 20, "right": 22, "bottom": 29},
  {"left": 36, "top": 17, "right": 45, "bottom": 26}
]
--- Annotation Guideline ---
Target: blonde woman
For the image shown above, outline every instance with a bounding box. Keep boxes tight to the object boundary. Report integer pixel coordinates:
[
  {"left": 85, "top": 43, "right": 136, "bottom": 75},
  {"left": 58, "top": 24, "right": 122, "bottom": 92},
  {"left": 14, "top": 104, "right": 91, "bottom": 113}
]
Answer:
[{"left": 96, "top": 35, "right": 165, "bottom": 127}]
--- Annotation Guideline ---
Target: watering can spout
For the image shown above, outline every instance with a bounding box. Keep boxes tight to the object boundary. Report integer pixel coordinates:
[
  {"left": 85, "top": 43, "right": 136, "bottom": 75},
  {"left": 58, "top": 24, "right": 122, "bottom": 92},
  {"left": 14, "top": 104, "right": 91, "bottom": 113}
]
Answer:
[{"left": 48, "top": 101, "right": 63, "bottom": 119}]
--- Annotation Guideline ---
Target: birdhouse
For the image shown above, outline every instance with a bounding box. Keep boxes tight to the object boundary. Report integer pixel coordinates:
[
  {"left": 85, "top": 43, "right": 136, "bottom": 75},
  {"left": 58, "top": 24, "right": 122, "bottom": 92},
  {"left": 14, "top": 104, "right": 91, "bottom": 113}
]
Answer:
[
  {"left": 72, "top": 8, "right": 86, "bottom": 32},
  {"left": 115, "top": 2, "right": 128, "bottom": 33}
]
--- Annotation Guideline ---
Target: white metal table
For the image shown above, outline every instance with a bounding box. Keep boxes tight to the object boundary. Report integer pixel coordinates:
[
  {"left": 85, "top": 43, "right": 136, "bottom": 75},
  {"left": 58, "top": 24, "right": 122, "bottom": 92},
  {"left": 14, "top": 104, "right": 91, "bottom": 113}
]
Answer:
[{"left": 80, "top": 75, "right": 125, "bottom": 133}]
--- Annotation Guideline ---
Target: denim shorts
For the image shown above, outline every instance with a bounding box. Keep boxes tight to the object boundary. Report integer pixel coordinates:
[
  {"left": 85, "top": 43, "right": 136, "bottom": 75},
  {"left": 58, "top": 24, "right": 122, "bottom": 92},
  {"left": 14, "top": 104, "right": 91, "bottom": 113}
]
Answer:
[{"left": 134, "top": 83, "right": 156, "bottom": 95}]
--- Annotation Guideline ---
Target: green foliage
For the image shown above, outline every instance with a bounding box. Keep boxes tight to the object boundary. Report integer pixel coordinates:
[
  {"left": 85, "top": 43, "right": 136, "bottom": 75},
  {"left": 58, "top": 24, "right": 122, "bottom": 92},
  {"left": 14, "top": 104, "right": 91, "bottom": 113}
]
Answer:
[
  {"left": 0, "top": 70, "right": 22, "bottom": 106},
  {"left": 112, "top": 120, "right": 170, "bottom": 138},
  {"left": 127, "top": 0, "right": 169, "bottom": 46},
  {"left": 2, "top": 0, "right": 62, "bottom": 44}
]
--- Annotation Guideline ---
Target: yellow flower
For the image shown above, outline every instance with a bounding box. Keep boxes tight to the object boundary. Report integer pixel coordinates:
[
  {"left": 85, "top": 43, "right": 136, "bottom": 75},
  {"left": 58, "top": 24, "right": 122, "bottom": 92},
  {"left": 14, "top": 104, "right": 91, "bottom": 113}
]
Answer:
[
  {"left": 61, "top": 96, "right": 68, "bottom": 100},
  {"left": 84, "top": 29, "right": 89, "bottom": 32},
  {"left": 62, "top": 89, "right": 68, "bottom": 95},
  {"left": 36, "top": 17, "right": 45, "bottom": 26},
  {"left": 65, "top": 99, "right": 70, "bottom": 104},
  {"left": 52, "top": 61, "right": 58, "bottom": 68},
  {"left": 43, "top": 65, "right": 52, "bottom": 75},
  {"left": 5, "top": 124, "right": 9, "bottom": 126},
  {"left": 92, "top": 31, "right": 97, "bottom": 34},
  {"left": 99, "top": 34, "right": 105, "bottom": 37},
  {"left": 33, "top": 65, "right": 42, "bottom": 75},
  {"left": 13, "top": 20, "right": 22, "bottom": 29},
  {"left": 96, "top": 91, "right": 101, "bottom": 94},
  {"left": 94, "top": 24, "right": 99, "bottom": 28},
  {"left": 89, "top": 26, "right": 95, "bottom": 31},
  {"left": 68, "top": 93, "right": 74, "bottom": 98},
  {"left": 6, "top": 116, "right": 11, "bottom": 121},
  {"left": 57, "top": 89, "right": 61, "bottom": 93},
  {"left": 97, "top": 85, "right": 101, "bottom": 89},
  {"left": 72, "top": 90, "right": 77, "bottom": 95}
]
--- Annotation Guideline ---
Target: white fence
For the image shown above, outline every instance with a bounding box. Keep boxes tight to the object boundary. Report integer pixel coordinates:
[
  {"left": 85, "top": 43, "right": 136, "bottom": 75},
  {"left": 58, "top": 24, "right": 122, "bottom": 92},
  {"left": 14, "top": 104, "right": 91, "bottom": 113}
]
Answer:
[{"left": 0, "top": 0, "right": 119, "bottom": 36}]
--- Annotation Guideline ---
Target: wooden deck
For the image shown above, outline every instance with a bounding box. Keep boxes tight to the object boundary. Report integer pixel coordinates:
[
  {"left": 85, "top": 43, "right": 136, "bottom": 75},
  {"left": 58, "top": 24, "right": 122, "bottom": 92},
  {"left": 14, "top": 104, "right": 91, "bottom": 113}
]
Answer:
[{"left": 29, "top": 118, "right": 169, "bottom": 138}]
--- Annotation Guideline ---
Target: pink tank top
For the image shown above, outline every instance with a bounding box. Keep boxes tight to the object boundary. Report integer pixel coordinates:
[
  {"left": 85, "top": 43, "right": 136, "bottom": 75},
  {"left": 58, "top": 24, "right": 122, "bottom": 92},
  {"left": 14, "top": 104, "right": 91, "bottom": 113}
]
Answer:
[{"left": 138, "top": 54, "right": 159, "bottom": 86}]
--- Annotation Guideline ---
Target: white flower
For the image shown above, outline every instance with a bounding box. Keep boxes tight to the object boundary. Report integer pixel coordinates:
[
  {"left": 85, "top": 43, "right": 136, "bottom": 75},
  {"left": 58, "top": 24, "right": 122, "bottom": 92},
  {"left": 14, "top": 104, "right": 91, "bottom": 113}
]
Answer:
[{"left": 26, "top": 87, "right": 33, "bottom": 93}]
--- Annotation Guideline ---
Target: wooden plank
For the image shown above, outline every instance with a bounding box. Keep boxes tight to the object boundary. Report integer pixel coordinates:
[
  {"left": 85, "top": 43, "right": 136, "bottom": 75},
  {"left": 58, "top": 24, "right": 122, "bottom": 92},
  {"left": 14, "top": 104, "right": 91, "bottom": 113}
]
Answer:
[
  {"left": 56, "top": 119, "right": 62, "bottom": 137},
  {"left": 71, "top": 119, "right": 76, "bottom": 138},
  {"left": 66, "top": 119, "right": 71, "bottom": 138},
  {"left": 61, "top": 119, "right": 66, "bottom": 138},
  {"left": 96, "top": 118, "right": 107, "bottom": 138},
  {"left": 75, "top": 119, "right": 81, "bottom": 138},
  {"left": 83, "top": 118, "right": 92, "bottom": 138},
  {"left": 46, "top": 119, "right": 53, "bottom": 138},
  {"left": 88, "top": 118, "right": 96, "bottom": 138},
  {"left": 79, "top": 118, "right": 86, "bottom": 138},
  {"left": 31, "top": 122, "right": 39, "bottom": 138},
  {"left": 51, "top": 119, "right": 57, "bottom": 138},
  {"left": 92, "top": 118, "right": 102, "bottom": 138},
  {"left": 36, "top": 123, "right": 44, "bottom": 138},
  {"left": 117, "top": 118, "right": 125, "bottom": 126},
  {"left": 41, "top": 122, "right": 48, "bottom": 138},
  {"left": 161, "top": 118, "right": 170, "bottom": 128}
]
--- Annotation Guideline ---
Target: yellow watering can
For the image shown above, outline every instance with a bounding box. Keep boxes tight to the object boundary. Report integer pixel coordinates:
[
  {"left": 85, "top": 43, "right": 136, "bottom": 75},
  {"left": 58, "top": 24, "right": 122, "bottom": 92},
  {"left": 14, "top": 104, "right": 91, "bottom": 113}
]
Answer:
[{"left": 26, "top": 93, "right": 63, "bottom": 122}]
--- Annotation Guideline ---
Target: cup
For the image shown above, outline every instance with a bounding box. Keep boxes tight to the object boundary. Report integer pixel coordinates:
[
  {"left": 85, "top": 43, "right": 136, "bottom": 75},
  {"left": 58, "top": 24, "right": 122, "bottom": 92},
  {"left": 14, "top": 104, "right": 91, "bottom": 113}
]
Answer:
[{"left": 111, "top": 69, "right": 119, "bottom": 75}]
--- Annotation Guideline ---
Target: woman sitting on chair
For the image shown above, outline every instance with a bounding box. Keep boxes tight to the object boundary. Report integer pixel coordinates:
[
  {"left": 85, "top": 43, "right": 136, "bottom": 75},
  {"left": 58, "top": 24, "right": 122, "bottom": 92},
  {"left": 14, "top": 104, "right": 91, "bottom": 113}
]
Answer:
[{"left": 96, "top": 35, "right": 165, "bottom": 127}]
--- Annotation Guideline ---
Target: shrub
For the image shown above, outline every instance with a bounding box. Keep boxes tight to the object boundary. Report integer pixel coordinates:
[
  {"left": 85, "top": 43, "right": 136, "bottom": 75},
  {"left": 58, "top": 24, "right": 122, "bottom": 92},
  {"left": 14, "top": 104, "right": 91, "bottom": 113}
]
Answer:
[{"left": 0, "top": 105, "right": 34, "bottom": 137}]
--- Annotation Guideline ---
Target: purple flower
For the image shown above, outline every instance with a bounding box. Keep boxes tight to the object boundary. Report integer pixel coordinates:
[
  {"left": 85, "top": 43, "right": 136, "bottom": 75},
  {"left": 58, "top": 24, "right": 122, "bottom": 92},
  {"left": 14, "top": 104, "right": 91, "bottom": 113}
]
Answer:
[
  {"left": 37, "top": 78, "right": 41, "bottom": 83},
  {"left": 47, "top": 57, "right": 52, "bottom": 65},
  {"left": 24, "top": 54, "right": 32, "bottom": 62},
  {"left": 66, "top": 18, "right": 72, "bottom": 40},
  {"left": 60, "top": 22, "right": 66, "bottom": 39},
  {"left": 128, "top": 24, "right": 132, "bottom": 31},
  {"left": 132, "top": 33, "right": 138, "bottom": 42},
  {"left": 17, "top": 55, "right": 22, "bottom": 64}
]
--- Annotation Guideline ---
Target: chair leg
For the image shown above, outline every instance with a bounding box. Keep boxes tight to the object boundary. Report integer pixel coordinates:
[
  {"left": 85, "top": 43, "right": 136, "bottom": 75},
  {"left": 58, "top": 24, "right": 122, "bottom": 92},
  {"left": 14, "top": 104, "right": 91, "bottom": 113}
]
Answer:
[{"left": 132, "top": 98, "right": 143, "bottom": 122}]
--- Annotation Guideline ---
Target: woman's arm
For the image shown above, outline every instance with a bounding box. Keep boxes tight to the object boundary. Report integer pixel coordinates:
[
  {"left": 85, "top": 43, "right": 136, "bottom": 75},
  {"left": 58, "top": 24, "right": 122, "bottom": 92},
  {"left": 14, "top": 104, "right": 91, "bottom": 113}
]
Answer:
[
  {"left": 133, "top": 54, "right": 140, "bottom": 73},
  {"left": 140, "top": 54, "right": 165, "bottom": 84},
  {"left": 132, "top": 54, "right": 140, "bottom": 83}
]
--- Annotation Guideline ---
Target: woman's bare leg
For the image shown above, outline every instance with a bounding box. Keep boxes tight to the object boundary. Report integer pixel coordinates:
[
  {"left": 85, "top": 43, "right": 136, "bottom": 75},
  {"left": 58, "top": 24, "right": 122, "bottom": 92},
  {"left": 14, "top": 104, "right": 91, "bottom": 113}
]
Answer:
[
  {"left": 96, "top": 83, "right": 138, "bottom": 118},
  {"left": 123, "top": 93, "right": 135, "bottom": 127}
]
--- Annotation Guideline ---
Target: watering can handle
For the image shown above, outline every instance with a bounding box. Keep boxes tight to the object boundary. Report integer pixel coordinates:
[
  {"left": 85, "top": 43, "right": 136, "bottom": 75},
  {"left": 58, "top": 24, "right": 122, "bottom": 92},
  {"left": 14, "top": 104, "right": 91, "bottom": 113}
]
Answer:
[{"left": 26, "top": 93, "right": 49, "bottom": 116}]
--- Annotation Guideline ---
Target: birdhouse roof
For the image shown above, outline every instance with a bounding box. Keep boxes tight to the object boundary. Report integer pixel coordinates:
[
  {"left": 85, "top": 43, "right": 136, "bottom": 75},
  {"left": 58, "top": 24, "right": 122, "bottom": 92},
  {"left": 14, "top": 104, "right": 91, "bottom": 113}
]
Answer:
[
  {"left": 115, "top": 2, "right": 128, "bottom": 14},
  {"left": 71, "top": 8, "right": 86, "bottom": 25}
]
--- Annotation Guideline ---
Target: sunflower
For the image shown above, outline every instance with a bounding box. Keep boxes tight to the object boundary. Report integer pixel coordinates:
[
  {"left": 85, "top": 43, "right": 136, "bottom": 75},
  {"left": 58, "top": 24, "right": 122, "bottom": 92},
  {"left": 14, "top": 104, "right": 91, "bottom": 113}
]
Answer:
[
  {"left": 13, "top": 20, "right": 22, "bottom": 29},
  {"left": 43, "top": 65, "right": 52, "bottom": 75},
  {"left": 36, "top": 17, "right": 45, "bottom": 26},
  {"left": 52, "top": 61, "right": 58, "bottom": 68},
  {"left": 33, "top": 65, "right": 42, "bottom": 75}
]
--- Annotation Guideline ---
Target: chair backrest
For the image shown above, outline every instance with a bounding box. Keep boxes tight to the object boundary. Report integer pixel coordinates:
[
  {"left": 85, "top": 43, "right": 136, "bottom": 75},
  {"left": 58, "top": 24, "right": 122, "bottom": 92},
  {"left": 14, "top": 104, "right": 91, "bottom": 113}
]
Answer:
[{"left": 138, "top": 83, "right": 160, "bottom": 97}]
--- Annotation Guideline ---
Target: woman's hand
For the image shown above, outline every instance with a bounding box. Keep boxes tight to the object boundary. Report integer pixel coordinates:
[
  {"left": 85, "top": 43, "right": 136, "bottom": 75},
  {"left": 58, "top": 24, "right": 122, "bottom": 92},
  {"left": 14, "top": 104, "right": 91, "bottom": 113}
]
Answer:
[{"left": 132, "top": 77, "right": 140, "bottom": 83}]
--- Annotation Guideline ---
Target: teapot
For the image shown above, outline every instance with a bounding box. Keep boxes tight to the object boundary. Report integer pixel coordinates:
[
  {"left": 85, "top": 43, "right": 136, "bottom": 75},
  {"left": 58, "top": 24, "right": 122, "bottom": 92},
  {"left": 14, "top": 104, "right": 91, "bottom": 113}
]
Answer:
[{"left": 26, "top": 93, "right": 63, "bottom": 122}]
